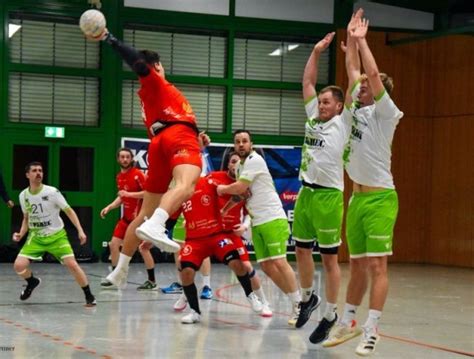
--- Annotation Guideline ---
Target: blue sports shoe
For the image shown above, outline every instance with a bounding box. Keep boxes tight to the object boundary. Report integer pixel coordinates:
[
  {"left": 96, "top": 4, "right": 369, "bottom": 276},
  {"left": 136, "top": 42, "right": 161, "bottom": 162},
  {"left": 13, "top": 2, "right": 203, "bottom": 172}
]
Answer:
[
  {"left": 160, "top": 282, "right": 183, "bottom": 294},
  {"left": 200, "top": 285, "right": 213, "bottom": 300}
]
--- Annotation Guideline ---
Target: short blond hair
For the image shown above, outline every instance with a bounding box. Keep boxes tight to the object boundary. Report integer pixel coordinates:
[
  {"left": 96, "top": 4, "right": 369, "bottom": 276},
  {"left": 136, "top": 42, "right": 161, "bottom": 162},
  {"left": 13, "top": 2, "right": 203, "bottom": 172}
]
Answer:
[{"left": 359, "top": 73, "right": 394, "bottom": 94}]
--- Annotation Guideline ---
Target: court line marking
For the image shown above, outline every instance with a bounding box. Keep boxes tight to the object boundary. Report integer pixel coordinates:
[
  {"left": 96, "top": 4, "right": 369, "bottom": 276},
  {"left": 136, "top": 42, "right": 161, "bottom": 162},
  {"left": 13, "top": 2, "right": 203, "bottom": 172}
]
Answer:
[
  {"left": 0, "top": 316, "right": 113, "bottom": 359},
  {"left": 215, "top": 283, "right": 474, "bottom": 358}
]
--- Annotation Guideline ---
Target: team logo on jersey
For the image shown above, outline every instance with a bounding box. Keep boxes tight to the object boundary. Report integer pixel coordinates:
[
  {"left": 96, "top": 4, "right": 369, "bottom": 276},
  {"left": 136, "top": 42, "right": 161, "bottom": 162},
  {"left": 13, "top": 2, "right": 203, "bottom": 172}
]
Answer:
[
  {"left": 200, "top": 195, "right": 211, "bottom": 206},
  {"left": 175, "top": 149, "right": 189, "bottom": 158},
  {"left": 182, "top": 244, "right": 192, "bottom": 256},
  {"left": 218, "top": 238, "right": 233, "bottom": 248},
  {"left": 188, "top": 221, "right": 196, "bottom": 229},
  {"left": 182, "top": 102, "right": 193, "bottom": 114}
]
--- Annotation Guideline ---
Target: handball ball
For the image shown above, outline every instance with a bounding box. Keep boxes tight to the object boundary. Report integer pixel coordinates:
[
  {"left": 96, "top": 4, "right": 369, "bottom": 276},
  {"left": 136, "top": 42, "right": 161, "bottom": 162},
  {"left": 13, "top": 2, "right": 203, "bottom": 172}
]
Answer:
[{"left": 79, "top": 9, "right": 106, "bottom": 38}]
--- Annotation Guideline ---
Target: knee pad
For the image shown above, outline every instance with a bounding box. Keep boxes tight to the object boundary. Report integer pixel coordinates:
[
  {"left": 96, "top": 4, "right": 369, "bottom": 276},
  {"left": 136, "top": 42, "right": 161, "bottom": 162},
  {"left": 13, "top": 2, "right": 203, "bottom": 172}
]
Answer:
[
  {"left": 223, "top": 250, "right": 240, "bottom": 265},
  {"left": 248, "top": 269, "right": 256, "bottom": 279}
]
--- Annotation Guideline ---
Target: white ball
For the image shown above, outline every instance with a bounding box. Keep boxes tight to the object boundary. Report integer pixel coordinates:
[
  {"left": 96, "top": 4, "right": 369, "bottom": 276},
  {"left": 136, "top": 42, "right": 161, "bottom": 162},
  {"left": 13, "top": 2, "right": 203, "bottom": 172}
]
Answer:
[{"left": 79, "top": 9, "right": 106, "bottom": 38}]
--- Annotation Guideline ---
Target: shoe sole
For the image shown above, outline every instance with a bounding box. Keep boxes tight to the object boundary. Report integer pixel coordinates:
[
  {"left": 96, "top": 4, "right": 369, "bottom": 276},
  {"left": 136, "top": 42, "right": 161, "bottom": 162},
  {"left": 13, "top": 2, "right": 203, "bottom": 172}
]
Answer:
[
  {"left": 174, "top": 304, "right": 188, "bottom": 312},
  {"left": 137, "top": 288, "right": 158, "bottom": 291},
  {"left": 260, "top": 312, "right": 273, "bottom": 318},
  {"left": 161, "top": 289, "right": 183, "bottom": 294},
  {"left": 181, "top": 320, "right": 200, "bottom": 324},
  {"left": 200, "top": 295, "right": 213, "bottom": 300},
  {"left": 136, "top": 228, "right": 180, "bottom": 253},
  {"left": 322, "top": 329, "right": 363, "bottom": 348}
]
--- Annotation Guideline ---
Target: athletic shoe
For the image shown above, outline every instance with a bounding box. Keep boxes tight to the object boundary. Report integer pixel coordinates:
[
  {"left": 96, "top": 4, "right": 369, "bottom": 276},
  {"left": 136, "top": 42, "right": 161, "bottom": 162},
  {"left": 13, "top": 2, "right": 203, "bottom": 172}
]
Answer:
[
  {"left": 100, "top": 279, "right": 118, "bottom": 290},
  {"left": 309, "top": 313, "right": 338, "bottom": 344},
  {"left": 137, "top": 280, "right": 157, "bottom": 291},
  {"left": 260, "top": 302, "right": 273, "bottom": 318},
  {"left": 295, "top": 292, "right": 321, "bottom": 328},
  {"left": 247, "top": 292, "right": 263, "bottom": 313},
  {"left": 355, "top": 327, "right": 380, "bottom": 356},
  {"left": 85, "top": 295, "right": 97, "bottom": 307},
  {"left": 288, "top": 302, "right": 300, "bottom": 327},
  {"left": 106, "top": 266, "right": 129, "bottom": 288},
  {"left": 200, "top": 285, "right": 213, "bottom": 300},
  {"left": 181, "top": 310, "right": 201, "bottom": 324},
  {"left": 20, "top": 277, "right": 41, "bottom": 301},
  {"left": 322, "top": 320, "right": 363, "bottom": 348},
  {"left": 173, "top": 294, "right": 188, "bottom": 311},
  {"left": 160, "top": 282, "right": 183, "bottom": 294},
  {"left": 136, "top": 218, "right": 180, "bottom": 253}
]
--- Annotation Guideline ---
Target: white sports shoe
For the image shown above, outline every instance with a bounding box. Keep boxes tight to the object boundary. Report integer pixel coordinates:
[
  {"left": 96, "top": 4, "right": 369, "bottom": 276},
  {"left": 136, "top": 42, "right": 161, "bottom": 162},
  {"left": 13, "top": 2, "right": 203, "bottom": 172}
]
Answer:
[
  {"left": 174, "top": 294, "right": 188, "bottom": 311},
  {"left": 100, "top": 278, "right": 118, "bottom": 290},
  {"left": 355, "top": 327, "right": 380, "bottom": 356},
  {"left": 136, "top": 219, "right": 180, "bottom": 253},
  {"left": 288, "top": 302, "right": 300, "bottom": 327},
  {"left": 260, "top": 302, "right": 273, "bottom": 318},
  {"left": 181, "top": 310, "right": 201, "bottom": 324},
  {"left": 106, "top": 266, "right": 129, "bottom": 288},
  {"left": 322, "top": 320, "right": 363, "bottom": 348},
  {"left": 247, "top": 292, "right": 263, "bottom": 313}
]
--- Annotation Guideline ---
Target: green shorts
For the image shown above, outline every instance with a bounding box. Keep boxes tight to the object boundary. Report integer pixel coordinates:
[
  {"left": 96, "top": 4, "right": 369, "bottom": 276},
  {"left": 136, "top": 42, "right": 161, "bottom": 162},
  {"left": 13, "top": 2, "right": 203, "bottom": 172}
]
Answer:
[
  {"left": 251, "top": 218, "right": 290, "bottom": 263},
  {"left": 346, "top": 190, "right": 399, "bottom": 258},
  {"left": 172, "top": 215, "right": 186, "bottom": 243},
  {"left": 292, "top": 187, "right": 343, "bottom": 249},
  {"left": 18, "top": 229, "right": 75, "bottom": 264}
]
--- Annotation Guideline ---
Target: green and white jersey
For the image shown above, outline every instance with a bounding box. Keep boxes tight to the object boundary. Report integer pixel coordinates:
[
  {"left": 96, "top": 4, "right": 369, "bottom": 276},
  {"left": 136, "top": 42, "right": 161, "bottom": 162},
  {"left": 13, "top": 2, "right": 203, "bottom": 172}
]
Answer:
[
  {"left": 19, "top": 185, "right": 70, "bottom": 236},
  {"left": 237, "top": 151, "right": 287, "bottom": 226},
  {"left": 300, "top": 96, "right": 351, "bottom": 191},
  {"left": 343, "top": 83, "right": 404, "bottom": 189}
]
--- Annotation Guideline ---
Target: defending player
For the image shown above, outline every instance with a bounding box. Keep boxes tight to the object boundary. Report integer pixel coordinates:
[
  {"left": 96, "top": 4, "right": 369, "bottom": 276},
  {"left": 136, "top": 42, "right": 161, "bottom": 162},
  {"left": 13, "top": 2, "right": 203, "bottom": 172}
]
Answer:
[{"left": 12, "top": 162, "right": 96, "bottom": 307}]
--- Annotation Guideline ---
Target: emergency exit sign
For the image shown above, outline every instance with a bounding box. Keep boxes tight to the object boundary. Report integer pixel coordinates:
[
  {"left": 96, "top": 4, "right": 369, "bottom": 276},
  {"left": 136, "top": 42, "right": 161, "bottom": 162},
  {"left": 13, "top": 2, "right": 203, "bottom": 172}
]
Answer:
[{"left": 44, "top": 126, "right": 65, "bottom": 138}]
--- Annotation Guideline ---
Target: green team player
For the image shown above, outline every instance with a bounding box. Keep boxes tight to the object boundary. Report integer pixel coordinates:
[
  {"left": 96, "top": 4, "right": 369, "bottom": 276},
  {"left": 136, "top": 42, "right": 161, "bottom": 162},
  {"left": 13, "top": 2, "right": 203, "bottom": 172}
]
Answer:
[
  {"left": 217, "top": 130, "right": 301, "bottom": 326},
  {"left": 323, "top": 13, "right": 403, "bottom": 356},
  {"left": 293, "top": 32, "right": 352, "bottom": 343},
  {"left": 12, "top": 162, "right": 96, "bottom": 307}
]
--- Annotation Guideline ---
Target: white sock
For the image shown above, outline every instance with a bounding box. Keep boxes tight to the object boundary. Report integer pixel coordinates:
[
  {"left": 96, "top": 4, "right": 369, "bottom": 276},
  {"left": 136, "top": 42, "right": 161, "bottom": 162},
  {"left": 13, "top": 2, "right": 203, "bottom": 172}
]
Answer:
[
  {"left": 301, "top": 287, "right": 313, "bottom": 302},
  {"left": 254, "top": 287, "right": 268, "bottom": 304},
  {"left": 117, "top": 253, "right": 132, "bottom": 269},
  {"left": 201, "top": 274, "right": 210, "bottom": 288},
  {"left": 288, "top": 290, "right": 302, "bottom": 305},
  {"left": 150, "top": 207, "right": 169, "bottom": 226},
  {"left": 364, "top": 309, "right": 382, "bottom": 332},
  {"left": 341, "top": 303, "right": 358, "bottom": 326},
  {"left": 323, "top": 302, "right": 337, "bottom": 321}
]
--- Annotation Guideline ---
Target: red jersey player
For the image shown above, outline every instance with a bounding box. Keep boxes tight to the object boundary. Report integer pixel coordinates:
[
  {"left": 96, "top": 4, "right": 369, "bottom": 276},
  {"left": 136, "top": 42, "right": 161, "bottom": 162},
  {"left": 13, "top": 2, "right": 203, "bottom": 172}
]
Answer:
[
  {"left": 100, "top": 148, "right": 157, "bottom": 290},
  {"left": 177, "top": 174, "right": 263, "bottom": 324},
  {"left": 87, "top": 26, "right": 210, "bottom": 288}
]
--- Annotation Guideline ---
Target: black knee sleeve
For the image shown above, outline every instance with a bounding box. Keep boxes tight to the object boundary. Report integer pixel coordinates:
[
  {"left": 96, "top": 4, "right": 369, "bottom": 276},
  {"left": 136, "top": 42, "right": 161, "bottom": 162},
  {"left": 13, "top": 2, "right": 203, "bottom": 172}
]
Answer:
[
  {"left": 295, "top": 240, "right": 314, "bottom": 249},
  {"left": 319, "top": 246, "right": 339, "bottom": 255},
  {"left": 180, "top": 261, "right": 200, "bottom": 271},
  {"left": 223, "top": 250, "right": 240, "bottom": 265}
]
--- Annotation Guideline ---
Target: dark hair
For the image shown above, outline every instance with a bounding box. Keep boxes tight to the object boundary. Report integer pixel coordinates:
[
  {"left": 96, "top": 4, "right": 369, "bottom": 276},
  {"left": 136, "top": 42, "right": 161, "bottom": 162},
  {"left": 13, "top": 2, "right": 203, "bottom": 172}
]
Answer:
[
  {"left": 232, "top": 129, "right": 252, "bottom": 141},
  {"left": 116, "top": 147, "right": 135, "bottom": 166},
  {"left": 320, "top": 85, "right": 344, "bottom": 103},
  {"left": 25, "top": 161, "right": 42, "bottom": 173},
  {"left": 139, "top": 50, "right": 161, "bottom": 66}
]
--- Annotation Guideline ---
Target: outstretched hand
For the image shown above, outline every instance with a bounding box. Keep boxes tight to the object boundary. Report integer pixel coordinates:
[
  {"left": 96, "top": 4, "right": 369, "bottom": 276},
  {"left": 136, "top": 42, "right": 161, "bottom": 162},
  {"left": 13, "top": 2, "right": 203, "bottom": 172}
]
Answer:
[
  {"left": 314, "top": 32, "right": 336, "bottom": 53},
  {"left": 347, "top": 8, "right": 364, "bottom": 34},
  {"left": 350, "top": 18, "right": 369, "bottom": 39},
  {"left": 84, "top": 27, "right": 109, "bottom": 42}
]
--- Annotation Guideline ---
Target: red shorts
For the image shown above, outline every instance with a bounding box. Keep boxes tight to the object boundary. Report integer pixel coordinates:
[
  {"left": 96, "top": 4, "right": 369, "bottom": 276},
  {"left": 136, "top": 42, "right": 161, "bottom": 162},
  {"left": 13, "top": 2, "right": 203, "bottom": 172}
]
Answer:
[
  {"left": 112, "top": 219, "right": 130, "bottom": 239},
  {"left": 179, "top": 232, "right": 240, "bottom": 269},
  {"left": 226, "top": 232, "right": 250, "bottom": 261},
  {"left": 145, "top": 124, "right": 202, "bottom": 194}
]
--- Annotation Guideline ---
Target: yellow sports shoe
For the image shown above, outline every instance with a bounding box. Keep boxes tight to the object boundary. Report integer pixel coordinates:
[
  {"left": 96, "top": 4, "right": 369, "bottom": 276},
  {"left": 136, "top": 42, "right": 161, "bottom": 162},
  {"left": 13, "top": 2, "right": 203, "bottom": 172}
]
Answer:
[{"left": 322, "top": 320, "right": 363, "bottom": 347}]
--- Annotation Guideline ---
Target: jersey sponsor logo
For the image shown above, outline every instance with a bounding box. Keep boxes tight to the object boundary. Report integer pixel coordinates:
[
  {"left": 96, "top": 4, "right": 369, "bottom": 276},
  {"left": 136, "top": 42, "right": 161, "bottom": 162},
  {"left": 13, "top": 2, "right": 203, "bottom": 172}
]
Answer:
[
  {"left": 175, "top": 149, "right": 189, "bottom": 158},
  {"left": 304, "top": 136, "right": 325, "bottom": 148},
  {"left": 200, "top": 195, "right": 211, "bottom": 206},
  {"left": 31, "top": 220, "right": 52, "bottom": 228},
  {"left": 218, "top": 238, "right": 233, "bottom": 248},
  {"left": 41, "top": 196, "right": 49, "bottom": 201},
  {"left": 182, "top": 101, "right": 193, "bottom": 114},
  {"left": 350, "top": 126, "right": 363, "bottom": 141},
  {"left": 182, "top": 244, "right": 192, "bottom": 256}
]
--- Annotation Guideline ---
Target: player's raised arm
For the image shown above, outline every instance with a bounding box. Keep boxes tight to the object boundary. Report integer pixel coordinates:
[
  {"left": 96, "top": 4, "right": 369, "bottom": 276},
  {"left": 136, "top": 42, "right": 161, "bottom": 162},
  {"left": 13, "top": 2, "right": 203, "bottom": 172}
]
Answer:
[
  {"left": 302, "top": 32, "right": 335, "bottom": 101},
  {"left": 350, "top": 18, "right": 385, "bottom": 98}
]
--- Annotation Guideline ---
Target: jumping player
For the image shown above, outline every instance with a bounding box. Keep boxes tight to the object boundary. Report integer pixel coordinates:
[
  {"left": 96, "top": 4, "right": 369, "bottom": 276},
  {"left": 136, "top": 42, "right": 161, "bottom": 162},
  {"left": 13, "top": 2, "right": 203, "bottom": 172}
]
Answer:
[{"left": 86, "top": 26, "right": 208, "bottom": 288}]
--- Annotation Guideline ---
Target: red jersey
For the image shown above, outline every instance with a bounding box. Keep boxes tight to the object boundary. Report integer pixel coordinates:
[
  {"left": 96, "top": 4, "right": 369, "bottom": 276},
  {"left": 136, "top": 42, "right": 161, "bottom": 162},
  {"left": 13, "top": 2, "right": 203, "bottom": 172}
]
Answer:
[
  {"left": 180, "top": 175, "right": 222, "bottom": 239},
  {"left": 138, "top": 69, "right": 197, "bottom": 137},
  {"left": 207, "top": 171, "right": 245, "bottom": 231},
  {"left": 117, "top": 167, "right": 146, "bottom": 222}
]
